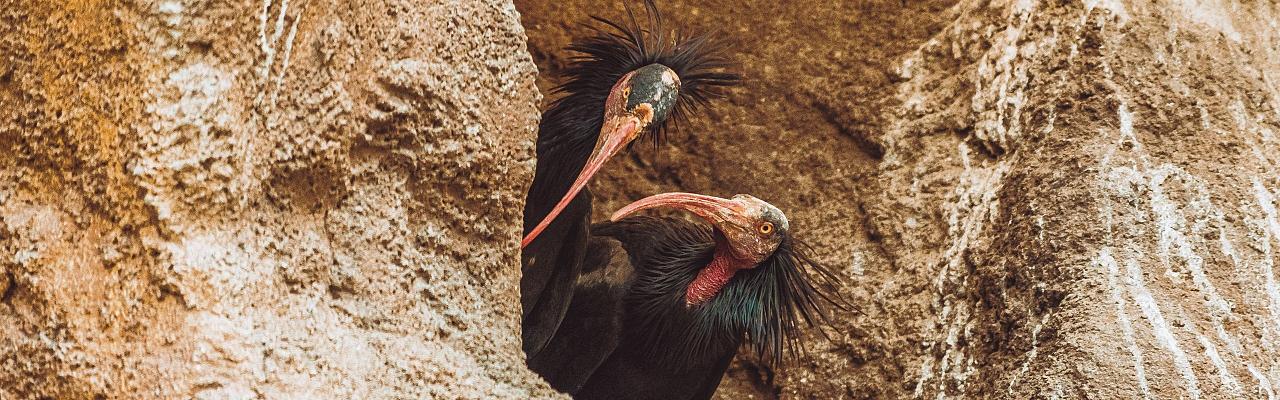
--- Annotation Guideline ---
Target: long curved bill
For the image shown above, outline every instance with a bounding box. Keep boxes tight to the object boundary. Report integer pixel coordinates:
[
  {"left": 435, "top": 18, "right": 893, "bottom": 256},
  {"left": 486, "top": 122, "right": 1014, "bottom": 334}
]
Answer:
[
  {"left": 609, "top": 192, "right": 752, "bottom": 227},
  {"left": 520, "top": 116, "right": 642, "bottom": 248}
]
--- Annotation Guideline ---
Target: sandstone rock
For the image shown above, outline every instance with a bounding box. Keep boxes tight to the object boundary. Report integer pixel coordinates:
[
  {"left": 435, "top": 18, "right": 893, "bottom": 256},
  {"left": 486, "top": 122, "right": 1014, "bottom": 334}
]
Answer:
[
  {"left": 1, "top": 0, "right": 560, "bottom": 398},
  {"left": 6, "top": 0, "right": 1280, "bottom": 398}
]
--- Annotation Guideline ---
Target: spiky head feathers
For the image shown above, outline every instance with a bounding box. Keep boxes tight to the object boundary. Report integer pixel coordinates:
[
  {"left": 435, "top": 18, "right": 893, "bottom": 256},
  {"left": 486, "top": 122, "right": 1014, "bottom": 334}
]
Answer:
[{"left": 550, "top": 0, "right": 740, "bottom": 146}]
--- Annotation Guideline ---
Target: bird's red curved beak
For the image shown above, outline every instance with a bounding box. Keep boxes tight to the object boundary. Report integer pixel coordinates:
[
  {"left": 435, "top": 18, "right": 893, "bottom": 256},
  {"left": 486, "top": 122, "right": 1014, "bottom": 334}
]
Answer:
[
  {"left": 609, "top": 192, "right": 752, "bottom": 228},
  {"left": 611, "top": 192, "right": 774, "bottom": 306},
  {"left": 521, "top": 74, "right": 648, "bottom": 249}
]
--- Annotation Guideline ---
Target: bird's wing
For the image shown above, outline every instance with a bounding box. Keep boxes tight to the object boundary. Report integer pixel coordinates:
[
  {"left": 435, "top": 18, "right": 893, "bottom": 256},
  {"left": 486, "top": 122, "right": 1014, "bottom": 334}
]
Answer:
[
  {"left": 689, "top": 352, "right": 736, "bottom": 400},
  {"left": 520, "top": 193, "right": 592, "bottom": 358},
  {"left": 525, "top": 235, "right": 634, "bottom": 394}
]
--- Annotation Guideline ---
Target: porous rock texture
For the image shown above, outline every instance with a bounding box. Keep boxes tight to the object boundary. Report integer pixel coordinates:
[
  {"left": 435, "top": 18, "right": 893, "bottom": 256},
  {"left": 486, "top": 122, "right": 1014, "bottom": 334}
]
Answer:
[
  {"left": 1, "top": 0, "right": 563, "bottom": 398},
  {"left": 6, "top": 0, "right": 1280, "bottom": 399},
  {"left": 519, "top": 0, "right": 1280, "bottom": 398}
]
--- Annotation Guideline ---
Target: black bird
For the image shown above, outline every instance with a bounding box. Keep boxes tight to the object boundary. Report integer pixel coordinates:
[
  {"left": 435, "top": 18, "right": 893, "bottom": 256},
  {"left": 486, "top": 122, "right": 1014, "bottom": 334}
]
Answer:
[
  {"left": 520, "top": 0, "right": 737, "bottom": 360},
  {"left": 529, "top": 192, "right": 842, "bottom": 399}
]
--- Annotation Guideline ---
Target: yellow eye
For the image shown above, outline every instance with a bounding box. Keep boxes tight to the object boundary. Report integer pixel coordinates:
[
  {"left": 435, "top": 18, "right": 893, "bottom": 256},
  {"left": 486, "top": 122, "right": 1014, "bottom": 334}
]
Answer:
[{"left": 759, "top": 222, "right": 774, "bottom": 234}]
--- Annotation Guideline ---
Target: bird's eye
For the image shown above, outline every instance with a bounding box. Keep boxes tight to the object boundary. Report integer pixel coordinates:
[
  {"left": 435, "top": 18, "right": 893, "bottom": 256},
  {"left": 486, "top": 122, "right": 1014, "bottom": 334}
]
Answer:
[{"left": 758, "top": 222, "right": 774, "bottom": 234}]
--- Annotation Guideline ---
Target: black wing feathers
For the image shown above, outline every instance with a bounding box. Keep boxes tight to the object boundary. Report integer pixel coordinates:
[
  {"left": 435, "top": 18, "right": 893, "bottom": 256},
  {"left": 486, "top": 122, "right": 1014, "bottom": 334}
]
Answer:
[{"left": 526, "top": 237, "right": 634, "bottom": 393}]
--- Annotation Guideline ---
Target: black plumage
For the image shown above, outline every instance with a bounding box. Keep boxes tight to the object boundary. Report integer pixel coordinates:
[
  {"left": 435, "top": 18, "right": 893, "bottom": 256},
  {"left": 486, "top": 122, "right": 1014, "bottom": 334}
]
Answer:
[
  {"left": 515, "top": 2, "right": 839, "bottom": 398},
  {"left": 530, "top": 215, "right": 842, "bottom": 400},
  {"left": 521, "top": 0, "right": 737, "bottom": 360}
]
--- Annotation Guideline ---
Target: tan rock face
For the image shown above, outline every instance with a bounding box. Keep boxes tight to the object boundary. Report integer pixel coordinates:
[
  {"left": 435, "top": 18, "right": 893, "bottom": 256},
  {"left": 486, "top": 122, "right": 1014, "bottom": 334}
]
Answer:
[
  {"left": 5, "top": 0, "right": 1280, "bottom": 398},
  {"left": 518, "top": 0, "right": 1280, "bottom": 398},
  {"left": 1, "top": 0, "right": 561, "bottom": 398}
]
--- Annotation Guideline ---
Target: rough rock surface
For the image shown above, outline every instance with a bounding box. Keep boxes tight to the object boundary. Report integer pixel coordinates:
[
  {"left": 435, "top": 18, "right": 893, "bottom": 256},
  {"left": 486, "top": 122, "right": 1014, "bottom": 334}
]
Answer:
[
  {"left": 6, "top": 0, "right": 1280, "bottom": 398},
  {"left": 518, "top": 0, "right": 1280, "bottom": 398},
  {"left": 1, "top": 0, "right": 562, "bottom": 398}
]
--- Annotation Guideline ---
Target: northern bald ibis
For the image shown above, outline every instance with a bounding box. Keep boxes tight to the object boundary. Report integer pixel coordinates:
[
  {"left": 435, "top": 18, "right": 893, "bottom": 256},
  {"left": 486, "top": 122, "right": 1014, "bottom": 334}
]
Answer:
[
  {"left": 529, "top": 192, "right": 842, "bottom": 399},
  {"left": 520, "top": 0, "right": 738, "bottom": 359}
]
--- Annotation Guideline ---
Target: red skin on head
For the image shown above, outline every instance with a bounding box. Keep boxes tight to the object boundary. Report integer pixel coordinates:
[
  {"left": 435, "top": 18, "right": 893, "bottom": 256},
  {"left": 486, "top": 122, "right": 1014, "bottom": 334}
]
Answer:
[{"left": 686, "top": 246, "right": 754, "bottom": 306}]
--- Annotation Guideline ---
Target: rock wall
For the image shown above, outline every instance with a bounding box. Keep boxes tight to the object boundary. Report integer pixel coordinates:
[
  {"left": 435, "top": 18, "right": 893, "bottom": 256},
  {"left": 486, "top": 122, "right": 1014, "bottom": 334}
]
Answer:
[
  {"left": 0, "top": 0, "right": 561, "bottom": 398},
  {"left": 5, "top": 0, "right": 1280, "bottom": 399},
  {"left": 519, "top": 0, "right": 1280, "bottom": 398}
]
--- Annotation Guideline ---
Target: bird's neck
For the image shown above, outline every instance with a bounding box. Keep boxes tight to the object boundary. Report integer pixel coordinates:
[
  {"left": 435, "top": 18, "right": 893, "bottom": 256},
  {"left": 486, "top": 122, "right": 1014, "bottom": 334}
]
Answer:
[
  {"left": 521, "top": 105, "right": 604, "bottom": 235},
  {"left": 685, "top": 245, "right": 750, "bottom": 306},
  {"left": 536, "top": 99, "right": 607, "bottom": 156}
]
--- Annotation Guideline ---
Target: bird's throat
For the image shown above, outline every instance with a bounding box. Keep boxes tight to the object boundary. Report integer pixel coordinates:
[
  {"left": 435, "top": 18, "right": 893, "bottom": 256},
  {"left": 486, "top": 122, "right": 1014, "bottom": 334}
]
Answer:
[{"left": 685, "top": 246, "right": 747, "bottom": 307}]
